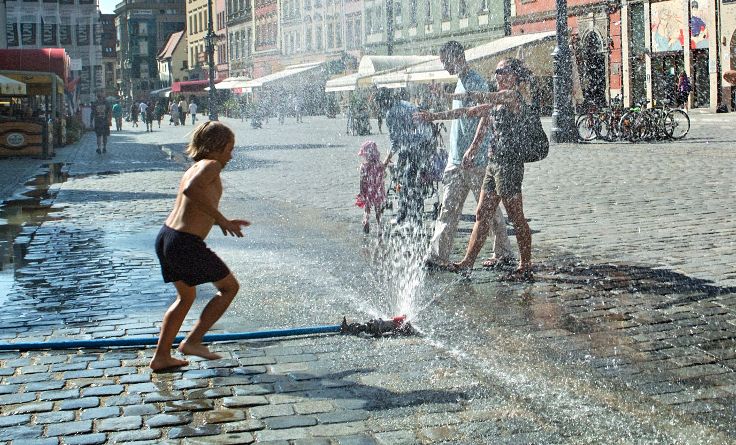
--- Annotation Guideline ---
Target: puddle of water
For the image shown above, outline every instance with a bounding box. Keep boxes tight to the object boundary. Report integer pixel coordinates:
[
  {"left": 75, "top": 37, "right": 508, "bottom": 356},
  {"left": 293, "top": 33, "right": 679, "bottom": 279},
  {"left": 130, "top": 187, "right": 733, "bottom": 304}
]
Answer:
[{"left": 0, "top": 163, "right": 68, "bottom": 291}]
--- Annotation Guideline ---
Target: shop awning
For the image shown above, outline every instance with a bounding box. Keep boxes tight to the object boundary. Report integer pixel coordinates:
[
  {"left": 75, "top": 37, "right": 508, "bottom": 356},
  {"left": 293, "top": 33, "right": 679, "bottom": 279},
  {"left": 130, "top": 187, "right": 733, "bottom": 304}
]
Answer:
[
  {"left": 240, "top": 63, "right": 323, "bottom": 93},
  {"left": 149, "top": 87, "right": 172, "bottom": 97},
  {"left": 1, "top": 70, "right": 65, "bottom": 95},
  {"left": 212, "top": 76, "right": 251, "bottom": 90},
  {"left": 0, "top": 74, "right": 26, "bottom": 95},
  {"left": 171, "top": 79, "right": 220, "bottom": 93},
  {"left": 0, "top": 49, "right": 70, "bottom": 84},
  {"left": 372, "top": 31, "right": 557, "bottom": 88},
  {"left": 325, "top": 55, "right": 436, "bottom": 92}
]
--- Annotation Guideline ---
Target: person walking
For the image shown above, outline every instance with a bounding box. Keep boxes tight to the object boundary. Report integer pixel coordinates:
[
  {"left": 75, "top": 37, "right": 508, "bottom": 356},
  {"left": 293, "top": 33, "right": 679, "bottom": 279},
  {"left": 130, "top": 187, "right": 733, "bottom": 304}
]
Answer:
[
  {"left": 415, "top": 41, "right": 513, "bottom": 270},
  {"left": 145, "top": 101, "right": 155, "bottom": 132},
  {"left": 178, "top": 98, "right": 188, "bottom": 126},
  {"left": 377, "top": 88, "right": 434, "bottom": 225},
  {"left": 139, "top": 100, "right": 148, "bottom": 130},
  {"left": 448, "top": 58, "right": 536, "bottom": 280},
  {"left": 169, "top": 100, "right": 179, "bottom": 126},
  {"left": 92, "top": 93, "right": 112, "bottom": 154},
  {"left": 188, "top": 101, "right": 198, "bottom": 125},
  {"left": 676, "top": 72, "right": 692, "bottom": 111},
  {"left": 150, "top": 121, "right": 250, "bottom": 371},
  {"left": 129, "top": 102, "right": 139, "bottom": 127},
  {"left": 111, "top": 101, "right": 123, "bottom": 132},
  {"left": 155, "top": 100, "right": 165, "bottom": 128},
  {"left": 356, "top": 140, "right": 386, "bottom": 234}
]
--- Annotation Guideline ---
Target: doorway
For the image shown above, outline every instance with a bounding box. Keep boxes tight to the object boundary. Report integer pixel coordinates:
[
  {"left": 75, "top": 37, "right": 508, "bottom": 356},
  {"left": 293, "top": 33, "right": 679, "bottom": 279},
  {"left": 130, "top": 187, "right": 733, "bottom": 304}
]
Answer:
[
  {"left": 579, "top": 32, "right": 607, "bottom": 107},
  {"left": 692, "top": 49, "right": 710, "bottom": 108}
]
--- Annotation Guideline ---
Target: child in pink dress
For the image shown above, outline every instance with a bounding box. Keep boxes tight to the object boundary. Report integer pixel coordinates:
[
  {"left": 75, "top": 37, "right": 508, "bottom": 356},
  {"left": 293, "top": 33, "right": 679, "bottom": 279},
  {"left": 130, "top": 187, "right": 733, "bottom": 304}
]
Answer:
[{"left": 356, "top": 140, "right": 386, "bottom": 234}]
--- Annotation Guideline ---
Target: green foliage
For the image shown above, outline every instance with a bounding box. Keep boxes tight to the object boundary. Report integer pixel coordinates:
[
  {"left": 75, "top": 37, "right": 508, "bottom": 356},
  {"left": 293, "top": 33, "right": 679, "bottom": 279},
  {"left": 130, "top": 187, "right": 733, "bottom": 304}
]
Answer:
[{"left": 64, "top": 116, "right": 83, "bottom": 145}]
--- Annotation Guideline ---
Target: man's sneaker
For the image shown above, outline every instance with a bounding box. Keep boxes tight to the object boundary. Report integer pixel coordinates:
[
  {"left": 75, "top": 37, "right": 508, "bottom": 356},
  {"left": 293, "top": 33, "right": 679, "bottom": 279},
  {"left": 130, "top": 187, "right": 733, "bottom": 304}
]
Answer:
[{"left": 96, "top": 148, "right": 101, "bottom": 154}]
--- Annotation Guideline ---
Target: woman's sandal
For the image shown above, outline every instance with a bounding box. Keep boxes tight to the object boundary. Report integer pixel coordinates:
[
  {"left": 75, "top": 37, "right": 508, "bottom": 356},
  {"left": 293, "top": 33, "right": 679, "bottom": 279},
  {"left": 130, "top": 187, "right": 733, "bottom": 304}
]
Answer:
[
  {"left": 503, "top": 268, "right": 534, "bottom": 282},
  {"left": 481, "top": 256, "right": 515, "bottom": 269},
  {"left": 446, "top": 262, "right": 472, "bottom": 277}
]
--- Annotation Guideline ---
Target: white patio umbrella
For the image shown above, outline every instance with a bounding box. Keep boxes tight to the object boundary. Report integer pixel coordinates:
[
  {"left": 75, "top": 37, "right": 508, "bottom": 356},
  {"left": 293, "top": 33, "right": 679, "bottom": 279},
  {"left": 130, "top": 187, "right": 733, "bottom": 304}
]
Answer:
[{"left": 0, "top": 74, "right": 27, "bottom": 95}]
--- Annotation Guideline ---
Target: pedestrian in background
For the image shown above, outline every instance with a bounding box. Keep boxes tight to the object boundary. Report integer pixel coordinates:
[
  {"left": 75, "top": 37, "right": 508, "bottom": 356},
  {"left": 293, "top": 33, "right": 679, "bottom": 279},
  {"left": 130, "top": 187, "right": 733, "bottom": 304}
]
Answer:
[
  {"left": 145, "top": 102, "right": 155, "bottom": 132},
  {"left": 151, "top": 121, "right": 250, "bottom": 372},
  {"left": 111, "top": 101, "right": 123, "bottom": 132},
  {"left": 155, "top": 100, "right": 165, "bottom": 128},
  {"left": 169, "top": 100, "right": 179, "bottom": 126},
  {"left": 92, "top": 93, "right": 112, "bottom": 154},
  {"left": 448, "top": 58, "right": 536, "bottom": 280},
  {"left": 178, "top": 98, "right": 188, "bottom": 126},
  {"left": 356, "top": 140, "right": 386, "bottom": 234},
  {"left": 415, "top": 41, "right": 512, "bottom": 270},
  {"left": 129, "top": 102, "right": 139, "bottom": 127},
  {"left": 189, "top": 101, "right": 198, "bottom": 125},
  {"left": 676, "top": 72, "right": 692, "bottom": 111}
]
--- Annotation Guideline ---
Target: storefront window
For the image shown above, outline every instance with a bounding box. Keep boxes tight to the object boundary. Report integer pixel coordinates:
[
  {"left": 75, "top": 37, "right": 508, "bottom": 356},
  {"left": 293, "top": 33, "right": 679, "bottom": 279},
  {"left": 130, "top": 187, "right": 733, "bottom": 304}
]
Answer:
[
  {"left": 42, "top": 23, "right": 58, "bottom": 45},
  {"left": 21, "top": 23, "right": 37, "bottom": 46},
  {"left": 6, "top": 23, "right": 19, "bottom": 47}
]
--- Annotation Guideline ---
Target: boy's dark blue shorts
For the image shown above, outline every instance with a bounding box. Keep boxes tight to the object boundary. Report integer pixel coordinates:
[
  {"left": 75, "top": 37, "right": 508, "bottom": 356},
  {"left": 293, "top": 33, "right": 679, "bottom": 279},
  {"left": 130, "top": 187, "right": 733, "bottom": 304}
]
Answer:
[{"left": 155, "top": 225, "right": 230, "bottom": 286}]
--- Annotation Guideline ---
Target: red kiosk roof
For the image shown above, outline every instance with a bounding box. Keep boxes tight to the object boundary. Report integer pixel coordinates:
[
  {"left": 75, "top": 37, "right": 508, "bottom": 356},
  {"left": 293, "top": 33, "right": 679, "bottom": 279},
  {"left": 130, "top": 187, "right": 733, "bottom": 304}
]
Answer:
[{"left": 0, "top": 48, "right": 70, "bottom": 83}]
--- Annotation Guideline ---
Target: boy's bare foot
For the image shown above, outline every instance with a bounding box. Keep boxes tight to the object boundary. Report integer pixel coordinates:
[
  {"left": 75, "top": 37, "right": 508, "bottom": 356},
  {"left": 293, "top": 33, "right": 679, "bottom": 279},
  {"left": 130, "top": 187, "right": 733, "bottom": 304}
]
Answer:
[
  {"left": 178, "top": 341, "right": 222, "bottom": 360},
  {"left": 149, "top": 356, "right": 189, "bottom": 372}
]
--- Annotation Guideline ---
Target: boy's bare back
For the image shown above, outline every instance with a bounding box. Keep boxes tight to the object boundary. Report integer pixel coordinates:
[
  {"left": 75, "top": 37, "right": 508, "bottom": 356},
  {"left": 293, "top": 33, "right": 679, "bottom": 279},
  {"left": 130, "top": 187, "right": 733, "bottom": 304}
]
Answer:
[{"left": 165, "top": 159, "right": 225, "bottom": 240}]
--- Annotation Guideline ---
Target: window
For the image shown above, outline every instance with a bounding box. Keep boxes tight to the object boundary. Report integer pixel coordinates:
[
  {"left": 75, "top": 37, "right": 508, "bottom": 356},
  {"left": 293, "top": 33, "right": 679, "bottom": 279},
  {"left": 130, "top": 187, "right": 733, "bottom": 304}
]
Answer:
[
  {"left": 459, "top": 0, "right": 467, "bottom": 18},
  {"left": 316, "top": 24, "right": 322, "bottom": 50},
  {"left": 306, "top": 26, "right": 312, "bottom": 50},
  {"left": 365, "top": 10, "right": 373, "bottom": 34},
  {"left": 354, "top": 17, "right": 361, "bottom": 46},
  {"left": 442, "top": 0, "right": 450, "bottom": 20},
  {"left": 478, "top": 0, "right": 488, "bottom": 12},
  {"left": 410, "top": 0, "right": 417, "bottom": 25},
  {"left": 327, "top": 23, "right": 333, "bottom": 48},
  {"left": 394, "top": 1, "right": 402, "bottom": 28},
  {"left": 335, "top": 20, "right": 341, "bottom": 47},
  {"left": 42, "top": 21, "right": 58, "bottom": 45},
  {"left": 60, "top": 22, "right": 72, "bottom": 45},
  {"left": 425, "top": 0, "right": 432, "bottom": 20},
  {"left": 346, "top": 18, "right": 353, "bottom": 49},
  {"left": 6, "top": 23, "right": 19, "bottom": 47},
  {"left": 77, "top": 22, "right": 89, "bottom": 45}
]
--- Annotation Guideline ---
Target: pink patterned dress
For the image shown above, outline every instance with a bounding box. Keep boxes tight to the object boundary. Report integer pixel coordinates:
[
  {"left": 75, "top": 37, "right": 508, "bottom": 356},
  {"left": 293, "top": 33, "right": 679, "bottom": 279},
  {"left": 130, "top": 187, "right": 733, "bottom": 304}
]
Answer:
[{"left": 359, "top": 162, "right": 386, "bottom": 210}]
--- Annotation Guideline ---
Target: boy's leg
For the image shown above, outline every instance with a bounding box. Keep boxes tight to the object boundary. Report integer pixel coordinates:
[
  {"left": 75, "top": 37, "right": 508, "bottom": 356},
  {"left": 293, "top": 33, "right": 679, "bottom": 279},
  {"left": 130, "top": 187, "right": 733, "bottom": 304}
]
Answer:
[
  {"left": 96, "top": 135, "right": 102, "bottom": 153},
  {"left": 150, "top": 281, "right": 196, "bottom": 371},
  {"left": 178, "top": 273, "right": 239, "bottom": 360},
  {"left": 102, "top": 135, "right": 107, "bottom": 152}
]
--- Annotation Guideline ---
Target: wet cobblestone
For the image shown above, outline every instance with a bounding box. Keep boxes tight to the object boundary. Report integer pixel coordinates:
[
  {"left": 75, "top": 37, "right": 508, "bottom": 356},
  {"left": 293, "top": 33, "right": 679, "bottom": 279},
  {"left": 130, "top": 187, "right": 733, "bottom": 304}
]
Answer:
[{"left": 0, "top": 118, "right": 734, "bottom": 443}]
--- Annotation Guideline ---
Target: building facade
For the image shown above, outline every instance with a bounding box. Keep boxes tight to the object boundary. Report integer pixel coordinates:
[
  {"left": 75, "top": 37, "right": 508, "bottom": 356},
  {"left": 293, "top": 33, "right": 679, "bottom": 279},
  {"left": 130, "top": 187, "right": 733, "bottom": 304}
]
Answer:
[
  {"left": 252, "top": 0, "right": 279, "bottom": 77},
  {"left": 185, "top": 0, "right": 226, "bottom": 81},
  {"left": 515, "top": 0, "right": 733, "bottom": 111},
  {"left": 363, "top": 0, "right": 507, "bottom": 56},
  {"left": 226, "top": 0, "right": 253, "bottom": 78},
  {"left": 156, "top": 30, "right": 188, "bottom": 87},
  {"left": 4, "top": 0, "right": 103, "bottom": 103},
  {"left": 114, "top": 0, "right": 186, "bottom": 101},
  {"left": 101, "top": 14, "right": 117, "bottom": 98}
]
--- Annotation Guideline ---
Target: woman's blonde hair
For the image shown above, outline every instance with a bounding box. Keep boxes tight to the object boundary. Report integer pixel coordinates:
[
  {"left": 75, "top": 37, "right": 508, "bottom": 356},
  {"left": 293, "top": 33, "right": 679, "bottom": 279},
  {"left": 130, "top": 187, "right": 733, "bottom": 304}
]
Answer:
[{"left": 185, "top": 121, "right": 235, "bottom": 161}]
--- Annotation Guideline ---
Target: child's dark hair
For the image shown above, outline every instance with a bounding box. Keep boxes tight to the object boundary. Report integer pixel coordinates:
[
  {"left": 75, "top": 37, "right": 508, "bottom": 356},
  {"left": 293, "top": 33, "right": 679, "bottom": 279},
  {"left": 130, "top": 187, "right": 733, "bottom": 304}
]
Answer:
[
  {"left": 500, "top": 58, "right": 533, "bottom": 82},
  {"left": 185, "top": 121, "right": 235, "bottom": 161}
]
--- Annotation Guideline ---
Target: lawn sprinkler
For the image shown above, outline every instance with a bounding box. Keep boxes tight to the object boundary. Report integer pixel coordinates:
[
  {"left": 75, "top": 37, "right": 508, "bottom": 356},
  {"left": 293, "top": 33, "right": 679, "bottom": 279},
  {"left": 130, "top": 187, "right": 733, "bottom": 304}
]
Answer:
[{"left": 340, "top": 315, "right": 419, "bottom": 338}]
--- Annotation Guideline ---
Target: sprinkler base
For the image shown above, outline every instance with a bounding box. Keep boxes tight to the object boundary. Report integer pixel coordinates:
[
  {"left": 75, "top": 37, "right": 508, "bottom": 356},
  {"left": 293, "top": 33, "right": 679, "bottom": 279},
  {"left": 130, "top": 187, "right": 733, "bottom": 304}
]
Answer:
[{"left": 340, "top": 315, "right": 419, "bottom": 338}]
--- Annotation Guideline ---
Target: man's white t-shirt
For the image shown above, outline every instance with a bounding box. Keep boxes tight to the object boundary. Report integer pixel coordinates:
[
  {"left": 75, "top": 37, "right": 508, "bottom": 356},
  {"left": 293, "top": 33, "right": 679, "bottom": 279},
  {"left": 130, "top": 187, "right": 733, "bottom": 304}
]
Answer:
[{"left": 189, "top": 103, "right": 198, "bottom": 115}]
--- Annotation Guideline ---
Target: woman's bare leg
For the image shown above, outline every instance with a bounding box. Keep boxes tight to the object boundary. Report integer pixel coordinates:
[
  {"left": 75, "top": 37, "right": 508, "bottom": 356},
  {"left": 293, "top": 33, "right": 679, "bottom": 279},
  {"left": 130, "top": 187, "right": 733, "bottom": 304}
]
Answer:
[
  {"left": 501, "top": 193, "right": 531, "bottom": 272},
  {"left": 454, "top": 189, "right": 501, "bottom": 269}
]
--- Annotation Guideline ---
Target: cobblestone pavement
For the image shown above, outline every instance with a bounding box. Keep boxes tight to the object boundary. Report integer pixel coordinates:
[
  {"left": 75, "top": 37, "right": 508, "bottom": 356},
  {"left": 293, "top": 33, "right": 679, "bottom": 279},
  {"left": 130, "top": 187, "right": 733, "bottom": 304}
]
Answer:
[{"left": 0, "top": 114, "right": 734, "bottom": 444}]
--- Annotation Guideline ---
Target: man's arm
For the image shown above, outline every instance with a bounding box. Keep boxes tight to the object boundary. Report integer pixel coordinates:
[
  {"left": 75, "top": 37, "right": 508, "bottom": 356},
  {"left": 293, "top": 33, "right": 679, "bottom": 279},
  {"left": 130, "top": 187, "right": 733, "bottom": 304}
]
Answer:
[
  {"left": 183, "top": 161, "right": 250, "bottom": 236},
  {"left": 414, "top": 108, "right": 467, "bottom": 122},
  {"left": 462, "top": 116, "right": 490, "bottom": 169}
]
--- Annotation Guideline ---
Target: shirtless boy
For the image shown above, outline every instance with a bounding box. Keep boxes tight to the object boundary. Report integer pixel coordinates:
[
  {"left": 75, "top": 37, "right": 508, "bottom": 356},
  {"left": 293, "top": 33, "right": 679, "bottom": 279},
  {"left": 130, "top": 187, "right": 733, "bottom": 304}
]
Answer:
[{"left": 150, "top": 121, "right": 250, "bottom": 372}]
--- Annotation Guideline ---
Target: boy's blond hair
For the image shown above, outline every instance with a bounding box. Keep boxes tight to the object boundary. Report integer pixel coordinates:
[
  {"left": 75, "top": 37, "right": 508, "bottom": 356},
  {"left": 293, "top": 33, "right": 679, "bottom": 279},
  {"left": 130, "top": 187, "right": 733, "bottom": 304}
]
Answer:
[{"left": 185, "top": 121, "right": 235, "bottom": 161}]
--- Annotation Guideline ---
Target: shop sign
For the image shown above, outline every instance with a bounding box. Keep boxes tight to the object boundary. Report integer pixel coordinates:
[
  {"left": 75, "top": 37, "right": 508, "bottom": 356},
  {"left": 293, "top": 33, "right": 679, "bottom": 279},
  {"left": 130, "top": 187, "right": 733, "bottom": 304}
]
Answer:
[{"left": 6, "top": 133, "right": 25, "bottom": 148}]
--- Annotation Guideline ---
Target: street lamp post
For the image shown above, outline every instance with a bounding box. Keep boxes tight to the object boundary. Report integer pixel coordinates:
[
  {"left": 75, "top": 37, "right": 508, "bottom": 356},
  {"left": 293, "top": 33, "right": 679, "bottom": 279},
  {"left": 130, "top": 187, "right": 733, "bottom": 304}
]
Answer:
[
  {"left": 550, "top": 0, "right": 577, "bottom": 143},
  {"left": 205, "top": 0, "right": 218, "bottom": 121}
]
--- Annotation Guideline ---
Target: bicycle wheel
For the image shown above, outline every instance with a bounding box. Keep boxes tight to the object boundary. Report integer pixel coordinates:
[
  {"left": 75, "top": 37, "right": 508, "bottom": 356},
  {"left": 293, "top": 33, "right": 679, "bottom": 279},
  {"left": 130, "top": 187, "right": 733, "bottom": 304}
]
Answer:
[
  {"left": 576, "top": 114, "right": 598, "bottom": 141},
  {"left": 664, "top": 109, "right": 690, "bottom": 139}
]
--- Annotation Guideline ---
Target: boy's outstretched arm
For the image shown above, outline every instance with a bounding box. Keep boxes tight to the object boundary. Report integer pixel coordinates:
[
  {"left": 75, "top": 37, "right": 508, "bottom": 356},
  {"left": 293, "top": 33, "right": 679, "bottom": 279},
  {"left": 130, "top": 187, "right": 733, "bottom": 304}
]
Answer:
[{"left": 183, "top": 160, "right": 251, "bottom": 237}]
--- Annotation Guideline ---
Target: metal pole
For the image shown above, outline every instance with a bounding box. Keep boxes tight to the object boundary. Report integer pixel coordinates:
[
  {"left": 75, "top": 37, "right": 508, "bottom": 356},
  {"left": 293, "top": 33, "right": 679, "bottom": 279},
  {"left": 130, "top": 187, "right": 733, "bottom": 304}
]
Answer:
[
  {"left": 386, "top": 0, "right": 394, "bottom": 55},
  {"left": 550, "top": 0, "right": 577, "bottom": 143},
  {"left": 206, "top": 0, "right": 219, "bottom": 120}
]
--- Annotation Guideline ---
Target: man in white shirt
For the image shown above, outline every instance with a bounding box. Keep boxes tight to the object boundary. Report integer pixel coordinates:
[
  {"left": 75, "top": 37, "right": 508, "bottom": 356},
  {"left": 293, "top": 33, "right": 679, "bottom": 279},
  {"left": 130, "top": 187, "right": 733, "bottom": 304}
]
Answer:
[
  {"left": 188, "top": 102, "right": 198, "bottom": 125},
  {"left": 139, "top": 101, "right": 148, "bottom": 117}
]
